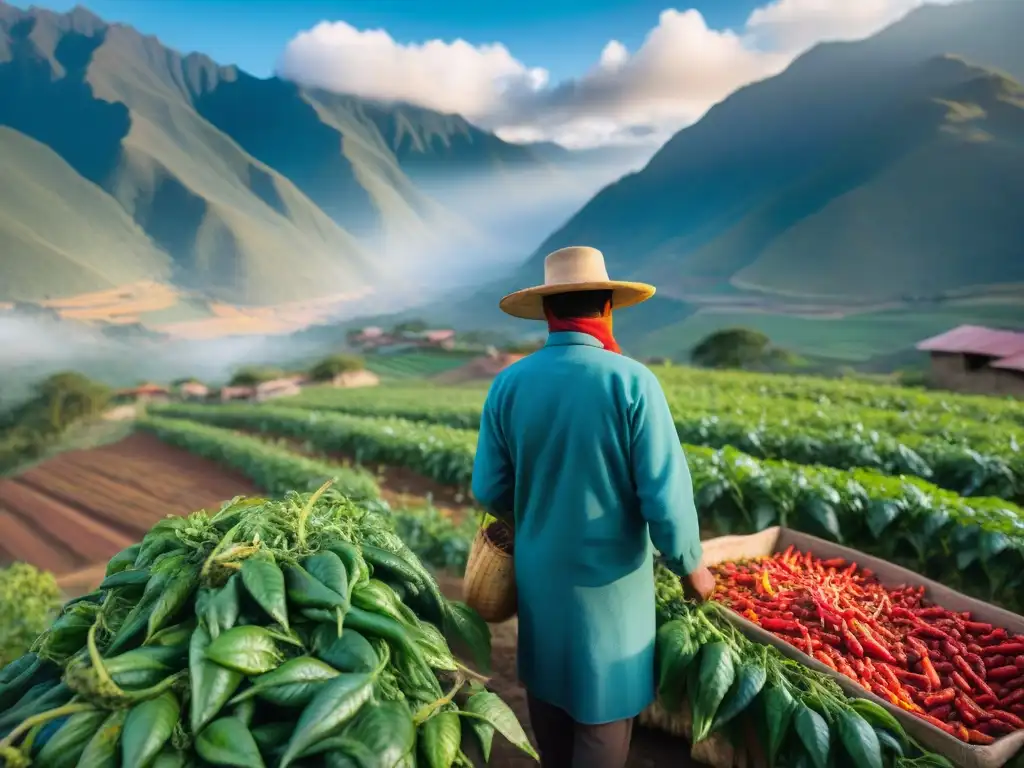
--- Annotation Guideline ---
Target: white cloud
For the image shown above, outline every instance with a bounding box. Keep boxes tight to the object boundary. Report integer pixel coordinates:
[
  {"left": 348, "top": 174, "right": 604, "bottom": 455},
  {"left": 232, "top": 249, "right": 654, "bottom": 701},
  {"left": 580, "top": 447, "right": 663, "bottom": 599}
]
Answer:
[{"left": 278, "top": 0, "right": 966, "bottom": 149}]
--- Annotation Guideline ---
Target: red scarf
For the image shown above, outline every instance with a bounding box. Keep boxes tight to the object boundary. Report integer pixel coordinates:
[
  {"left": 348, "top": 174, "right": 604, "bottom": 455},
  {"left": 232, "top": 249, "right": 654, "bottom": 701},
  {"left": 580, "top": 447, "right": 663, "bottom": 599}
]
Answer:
[{"left": 544, "top": 300, "right": 622, "bottom": 354}]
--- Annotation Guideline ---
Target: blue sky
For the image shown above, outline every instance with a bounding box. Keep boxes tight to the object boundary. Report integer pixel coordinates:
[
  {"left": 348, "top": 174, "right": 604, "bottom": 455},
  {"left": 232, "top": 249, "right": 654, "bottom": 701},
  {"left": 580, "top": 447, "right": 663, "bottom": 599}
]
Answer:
[
  {"left": 27, "top": 0, "right": 763, "bottom": 80},
  {"left": 20, "top": 0, "right": 937, "bottom": 147}
]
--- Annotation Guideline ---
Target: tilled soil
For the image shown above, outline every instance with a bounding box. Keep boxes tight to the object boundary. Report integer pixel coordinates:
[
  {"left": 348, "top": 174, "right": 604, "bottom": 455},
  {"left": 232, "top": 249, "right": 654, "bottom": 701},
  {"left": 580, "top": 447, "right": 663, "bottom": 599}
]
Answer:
[
  {"left": 436, "top": 574, "right": 695, "bottom": 767},
  {"left": 3, "top": 432, "right": 260, "bottom": 580}
]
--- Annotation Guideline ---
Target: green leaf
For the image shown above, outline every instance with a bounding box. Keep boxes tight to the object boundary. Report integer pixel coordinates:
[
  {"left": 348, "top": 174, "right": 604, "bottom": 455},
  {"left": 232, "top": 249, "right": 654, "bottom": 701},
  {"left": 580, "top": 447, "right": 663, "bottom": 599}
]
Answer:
[
  {"left": 865, "top": 500, "right": 900, "bottom": 539},
  {"left": 206, "top": 626, "right": 283, "bottom": 676},
  {"left": 241, "top": 554, "right": 289, "bottom": 629},
  {"left": 444, "top": 601, "right": 491, "bottom": 674},
  {"left": 793, "top": 704, "right": 830, "bottom": 768},
  {"left": 190, "top": 624, "right": 244, "bottom": 734},
  {"left": 279, "top": 672, "right": 378, "bottom": 767},
  {"left": 419, "top": 710, "right": 461, "bottom": 768},
  {"left": 461, "top": 689, "right": 538, "bottom": 760},
  {"left": 196, "top": 717, "right": 266, "bottom": 767},
  {"left": 121, "top": 692, "right": 179, "bottom": 768},
  {"left": 229, "top": 656, "right": 340, "bottom": 708}
]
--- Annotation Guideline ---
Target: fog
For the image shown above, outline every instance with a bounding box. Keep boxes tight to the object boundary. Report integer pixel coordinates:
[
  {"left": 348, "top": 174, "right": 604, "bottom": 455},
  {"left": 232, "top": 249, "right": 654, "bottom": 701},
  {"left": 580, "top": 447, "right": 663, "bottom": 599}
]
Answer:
[{"left": 0, "top": 144, "right": 655, "bottom": 408}]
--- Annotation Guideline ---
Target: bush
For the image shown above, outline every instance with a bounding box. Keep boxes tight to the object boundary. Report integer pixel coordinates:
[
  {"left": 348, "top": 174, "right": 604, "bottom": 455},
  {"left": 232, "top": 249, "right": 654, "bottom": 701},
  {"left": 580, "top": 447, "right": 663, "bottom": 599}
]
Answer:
[
  {"left": 0, "top": 563, "right": 62, "bottom": 665},
  {"left": 308, "top": 354, "right": 366, "bottom": 382},
  {"left": 228, "top": 366, "right": 287, "bottom": 386},
  {"left": 692, "top": 327, "right": 793, "bottom": 370}
]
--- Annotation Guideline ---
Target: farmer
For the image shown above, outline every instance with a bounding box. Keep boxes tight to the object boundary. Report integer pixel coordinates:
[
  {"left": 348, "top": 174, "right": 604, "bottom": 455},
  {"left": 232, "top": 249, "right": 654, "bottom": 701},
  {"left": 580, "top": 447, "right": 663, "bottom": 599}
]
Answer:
[{"left": 472, "top": 245, "right": 715, "bottom": 768}]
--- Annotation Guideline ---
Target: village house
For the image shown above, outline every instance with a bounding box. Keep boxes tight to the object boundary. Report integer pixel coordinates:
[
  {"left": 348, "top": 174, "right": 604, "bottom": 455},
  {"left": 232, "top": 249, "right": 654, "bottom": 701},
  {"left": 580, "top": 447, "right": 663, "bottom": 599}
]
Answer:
[
  {"left": 349, "top": 326, "right": 457, "bottom": 353},
  {"left": 113, "top": 383, "right": 170, "bottom": 405},
  {"left": 218, "top": 385, "right": 255, "bottom": 403},
  {"left": 330, "top": 370, "right": 380, "bottom": 388},
  {"left": 177, "top": 381, "right": 210, "bottom": 401},
  {"left": 253, "top": 377, "right": 303, "bottom": 403},
  {"left": 915, "top": 325, "right": 1024, "bottom": 397}
]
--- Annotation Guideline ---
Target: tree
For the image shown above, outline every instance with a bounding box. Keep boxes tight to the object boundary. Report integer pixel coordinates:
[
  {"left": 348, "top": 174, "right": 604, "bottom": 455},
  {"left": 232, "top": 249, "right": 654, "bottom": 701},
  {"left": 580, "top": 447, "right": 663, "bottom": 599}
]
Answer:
[
  {"left": 229, "top": 366, "right": 287, "bottom": 387},
  {"left": 691, "top": 328, "right": 780, "bottom": 370},
  {"left": 308, "top": 354, "right": 366, "bottom": 382},
  {"left": 393, "top": 320, "right": 428, "bottom": 334}
]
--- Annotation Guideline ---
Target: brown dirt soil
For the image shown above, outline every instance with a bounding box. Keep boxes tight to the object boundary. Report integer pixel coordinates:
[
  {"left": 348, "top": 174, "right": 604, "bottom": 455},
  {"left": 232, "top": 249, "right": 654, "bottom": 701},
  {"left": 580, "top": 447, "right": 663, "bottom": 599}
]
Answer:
[
  {"left": 1, "top": 432, "right": 260, "bottom": 582},
  {"left": 436, "top": 574, "right": 699, "bottom": 767}
]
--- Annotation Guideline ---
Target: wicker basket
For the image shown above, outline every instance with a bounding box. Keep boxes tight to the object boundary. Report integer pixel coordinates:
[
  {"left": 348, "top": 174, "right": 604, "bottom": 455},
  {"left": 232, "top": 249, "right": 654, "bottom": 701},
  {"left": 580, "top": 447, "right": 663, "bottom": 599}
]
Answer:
[{"left": 463, "top": 521, "right": 517, "bottom": 623}]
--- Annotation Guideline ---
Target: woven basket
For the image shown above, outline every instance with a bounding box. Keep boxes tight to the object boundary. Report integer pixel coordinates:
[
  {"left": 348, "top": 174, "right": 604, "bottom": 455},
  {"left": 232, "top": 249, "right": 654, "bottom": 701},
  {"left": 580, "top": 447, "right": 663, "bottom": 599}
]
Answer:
[{"left": 463, "top": 521, "right": 517, "bottom": 623}]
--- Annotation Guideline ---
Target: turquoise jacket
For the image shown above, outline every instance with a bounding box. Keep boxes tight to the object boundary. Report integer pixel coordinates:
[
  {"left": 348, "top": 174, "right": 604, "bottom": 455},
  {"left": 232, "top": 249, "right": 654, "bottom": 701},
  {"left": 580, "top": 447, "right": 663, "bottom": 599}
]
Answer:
[{"left": 471, "top": 331, "right": 703, "bottom": 725}]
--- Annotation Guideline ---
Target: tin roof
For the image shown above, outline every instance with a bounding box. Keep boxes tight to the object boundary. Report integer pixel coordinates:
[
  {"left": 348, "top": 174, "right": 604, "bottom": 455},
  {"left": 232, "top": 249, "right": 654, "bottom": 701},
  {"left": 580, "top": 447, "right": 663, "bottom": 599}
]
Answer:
[
  {"left": 990, "top": 353, "right": 1024, "bottom": 372},
  {"left": 915, "top": 325, "right": 1024, "bottom": 357}
]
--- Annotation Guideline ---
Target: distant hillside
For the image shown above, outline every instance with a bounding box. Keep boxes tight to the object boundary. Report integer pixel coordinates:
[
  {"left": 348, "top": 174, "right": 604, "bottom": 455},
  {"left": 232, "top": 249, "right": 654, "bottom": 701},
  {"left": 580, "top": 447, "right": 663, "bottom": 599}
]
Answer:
[
  {"left": 406, "top": 0, "right": 1024, "bottom": 366},
  {"left": 0, "top": 1, "right": 571, "bottom": 308},
  {"left": 0, "top": 127, "right": 171, "bottom": 300}
]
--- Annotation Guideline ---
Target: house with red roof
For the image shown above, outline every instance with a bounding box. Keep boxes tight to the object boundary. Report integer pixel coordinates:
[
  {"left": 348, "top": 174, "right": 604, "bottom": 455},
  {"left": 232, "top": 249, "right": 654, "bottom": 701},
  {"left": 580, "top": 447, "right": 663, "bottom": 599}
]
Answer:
[{"left": 915, "top": 325, "right": 1024, "bottom": 397}]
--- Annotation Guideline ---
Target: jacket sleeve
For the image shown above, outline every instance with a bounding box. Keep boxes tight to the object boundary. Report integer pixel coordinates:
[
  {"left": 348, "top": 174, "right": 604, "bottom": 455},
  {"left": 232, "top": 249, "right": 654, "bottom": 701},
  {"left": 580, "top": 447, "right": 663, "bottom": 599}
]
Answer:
[
  {"left": 630, "top": 372, "right": 703, "bottom": 577},
  {"left": 472, "top": 386, "right": 515, "bottom": 522}
]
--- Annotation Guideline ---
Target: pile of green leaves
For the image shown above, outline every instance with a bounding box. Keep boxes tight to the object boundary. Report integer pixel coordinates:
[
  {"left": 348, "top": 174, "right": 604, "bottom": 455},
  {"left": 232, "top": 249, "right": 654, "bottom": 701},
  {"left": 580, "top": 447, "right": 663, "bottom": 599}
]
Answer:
[
  {"left": 0, "top": 489, "right": 536, "bottom": 767},
  {"left": 653, "top": 565, "right": 953, "bottom": 768},
  {"left": 0, "top": 564, "right": 62, "bottom": 667}
]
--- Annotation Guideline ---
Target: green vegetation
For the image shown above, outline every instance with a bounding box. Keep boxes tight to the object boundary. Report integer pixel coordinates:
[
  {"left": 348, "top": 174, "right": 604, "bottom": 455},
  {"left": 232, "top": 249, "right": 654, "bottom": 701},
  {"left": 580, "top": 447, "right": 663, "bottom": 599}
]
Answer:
[
  {"left": 307, "top": 354, "right": 366, "bottom": 382},
  {"left": 0, "top": 492, "right": 535, "bottom": 764},
  {"left": 0, "top": 372, "right": 112, "bottom": 475},
  {"left": 228, "top": 366, "right": 290, "bottom": 387},
  {"left": 147, "top": 403, "right": 1024, "bottom": 612},
  {"left": 691, "top": 328, "right": 798, "bottom": 370},
  {"left": 364, "top": 352, "right": 478, "bottom": 380},
  {"left": 270, "top": 379, "right": 1024, "bottom": 501},
  {"left": 0, "top": 564, "right": 62, "bottom": 666}
]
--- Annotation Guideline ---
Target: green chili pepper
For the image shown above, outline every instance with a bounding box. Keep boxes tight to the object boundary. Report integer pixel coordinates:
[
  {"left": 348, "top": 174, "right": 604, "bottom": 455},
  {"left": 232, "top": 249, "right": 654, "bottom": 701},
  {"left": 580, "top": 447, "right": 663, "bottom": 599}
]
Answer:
[
  {"left": 279, "top": 671, "right": 380, "bottom": 767},
  {"left": 357, "top": 545, "right": 424, "bottom": 592},
  {"left": 230, "top": 656, "right": 340, "bottom": 708},
  {"left": 0, "top": 656, "right": 49, "bottom": 710},
  {"left": 99, "top": 569, "right": 151, "bottom": 591},
  {"left": 195, "top": 717, "right": 265, "bottom": 767},
  {"left": 343, "top": 605, "right": 427, "bottom": 669},
  {"left": 75, "top": 710, "right": 126, "bottom": 768},
  {"left": 419, "top": 710, "right": 462, "bottom": 768},
  {"left": 240, "top": 554, "right": 288, "bottom": 629},
  {"left": 205, "top": 626, "right": 283, "bottom": 676},
  {"left": 34, "top": 709, "right": 108, "bottom": 768},
  {"left": 146, "top": 564, "right": 200, "bottom": 641},
  {"left": 190, "top": 624, "right": 243, "bottom": 735},
  {"left": 0, "top": 682, "right": 73, "bottom": 730},
  {"left": 284, "top": 563, "right": 347, "bottom": 611},
  {"left": 303, "top": 552, "right": 350, "bottom": 607}
]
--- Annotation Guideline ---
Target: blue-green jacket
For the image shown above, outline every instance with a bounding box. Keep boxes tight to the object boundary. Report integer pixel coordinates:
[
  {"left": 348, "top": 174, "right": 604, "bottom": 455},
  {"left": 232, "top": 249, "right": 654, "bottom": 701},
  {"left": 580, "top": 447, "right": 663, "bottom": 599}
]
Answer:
[{"left": 472, "top": 331, "right": 703, "bottom": 724}]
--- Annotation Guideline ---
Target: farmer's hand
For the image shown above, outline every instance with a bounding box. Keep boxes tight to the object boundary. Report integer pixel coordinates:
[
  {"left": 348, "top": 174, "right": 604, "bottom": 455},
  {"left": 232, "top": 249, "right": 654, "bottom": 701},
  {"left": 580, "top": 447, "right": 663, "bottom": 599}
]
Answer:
[{"left": 684, "top": 566, "right": 716, "bottom": 602}]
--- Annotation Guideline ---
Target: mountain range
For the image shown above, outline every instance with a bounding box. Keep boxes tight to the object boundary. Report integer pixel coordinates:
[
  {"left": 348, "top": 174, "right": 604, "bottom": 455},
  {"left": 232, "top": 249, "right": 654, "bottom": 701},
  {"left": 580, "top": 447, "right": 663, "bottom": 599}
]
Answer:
[
  {"left": 2, "top": 0, "right": 1024, "bottom": 369},
  {"left": 415, "top": 0, "right": 1024, "bottom": 364}
]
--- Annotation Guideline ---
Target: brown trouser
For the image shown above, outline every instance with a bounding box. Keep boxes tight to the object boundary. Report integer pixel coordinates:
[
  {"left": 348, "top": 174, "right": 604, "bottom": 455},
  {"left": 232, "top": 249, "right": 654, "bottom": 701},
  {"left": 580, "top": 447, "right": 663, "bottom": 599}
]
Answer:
[{"left": 527, "top": 693, "right": 634, "bottom": 768}]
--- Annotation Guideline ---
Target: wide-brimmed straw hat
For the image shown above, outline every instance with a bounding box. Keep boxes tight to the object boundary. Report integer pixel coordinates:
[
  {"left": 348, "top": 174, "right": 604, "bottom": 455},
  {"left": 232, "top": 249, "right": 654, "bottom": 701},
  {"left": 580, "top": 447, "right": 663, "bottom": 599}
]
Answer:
[{"left": 499, "top": 246, "right": 655, "bottom": 320}]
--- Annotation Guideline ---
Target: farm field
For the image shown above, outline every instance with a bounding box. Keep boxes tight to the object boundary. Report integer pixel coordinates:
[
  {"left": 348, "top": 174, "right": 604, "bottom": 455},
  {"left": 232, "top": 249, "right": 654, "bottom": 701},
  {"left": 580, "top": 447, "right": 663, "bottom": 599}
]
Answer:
[{"left": 0, "top": 432, "right": 261, "bottom": 579}]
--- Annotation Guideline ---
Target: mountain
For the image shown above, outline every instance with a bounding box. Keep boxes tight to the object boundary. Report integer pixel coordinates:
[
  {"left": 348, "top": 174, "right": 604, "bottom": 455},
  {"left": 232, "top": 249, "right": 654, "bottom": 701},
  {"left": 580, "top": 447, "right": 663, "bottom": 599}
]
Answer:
[
  {"left": 0, "top": 1, "right": 575, "bottom": 312},
  {"left": 433, "top": 0, "right": 1024, "bottom": 364},
  {"left": 0, "top": 126, "right": 173, "bottom": 299}
]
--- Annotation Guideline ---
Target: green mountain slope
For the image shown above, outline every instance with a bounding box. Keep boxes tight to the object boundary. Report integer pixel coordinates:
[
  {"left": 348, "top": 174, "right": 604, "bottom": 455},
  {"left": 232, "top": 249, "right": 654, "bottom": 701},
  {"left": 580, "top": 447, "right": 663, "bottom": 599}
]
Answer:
[
  {"left": 0, "top": 4, "right": 393, "bottom": 305},
  {"left": 0, "top": 127, "right": 171, "bottom": 301},
  {"left": 504, "top": 0, "right": 1024, "bottom": 296}
]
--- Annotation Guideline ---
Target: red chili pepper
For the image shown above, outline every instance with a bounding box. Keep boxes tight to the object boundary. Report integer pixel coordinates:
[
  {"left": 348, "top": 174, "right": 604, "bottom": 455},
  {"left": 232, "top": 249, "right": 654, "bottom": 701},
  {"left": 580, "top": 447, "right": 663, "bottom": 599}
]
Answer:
[
  {"left": 894, "top": 669, "right": 931, "bottom": 690},
  {"left": 967, "top": 730, "right": 995, "bottom": 745},
  {"left": 951, "top": 671, "right": 973, "bottom": 694},
  {"left": 954, "top": 655, "right": 996, "bottom": 698},
  {"left": 923, "top": 688, "right": 956, "bottom": 708},
  {"left": 1016, "top": 655, "right": 1024, "bottom": 669},
  {"left": 913, "top": 625, "right": 955, "bottom": 642},
  {"left": 820, "top": 558, "right": 846, "bottom": 568},
  {"left": 992, "top": 709, "right": 1024, "bottom": 729},
  {"left": 974, "top": 693, "right": 997, "bottom": 708},
  {"left": 919, "top": 655, "right": 942, "bottom": 691},
  {"left": 1003, "top": 688, "right": 1024, "bottom": 708},
  {"left": 983, "top": 643, "right": 1024, "bottom": 657},
  {"left": 988, "top": 665, "right": 1021, "bottom": 682},
  {"left": 919, "top": 713, "right": 957, "bottom": 735},
  {"left": 915, "top": 607, "right": 949, "bottom": 618},
  {"left": 963, "top": 621, "right": 993, "bottom": 635},
  {"left": 760, "top": 617, "right": 803, "bottom": 633},
  {"left": 842, "top": 628, "right": 865, "bottom": 658},
  {"left": 933, "top": 661, "right": 955, "bottom": 674},
  {"left": 985, "top": 655, "right": 1008, "bottom": 669},
  {"left": 1005, "top": 677, "right": 1024, "bottom": 692},
  {"left": 929, "top": 704, "right": 952, "bottom": 720},
  {"left": 954, "top": 695, "right": 979, "bottom": 726}
]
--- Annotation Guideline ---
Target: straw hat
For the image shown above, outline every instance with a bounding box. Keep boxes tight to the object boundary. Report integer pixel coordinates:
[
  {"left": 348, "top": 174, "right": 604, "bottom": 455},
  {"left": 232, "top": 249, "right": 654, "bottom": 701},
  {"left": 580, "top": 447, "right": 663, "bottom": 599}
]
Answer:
[{"left": 499, "top": 246, "right": 655, "bottom": 320}]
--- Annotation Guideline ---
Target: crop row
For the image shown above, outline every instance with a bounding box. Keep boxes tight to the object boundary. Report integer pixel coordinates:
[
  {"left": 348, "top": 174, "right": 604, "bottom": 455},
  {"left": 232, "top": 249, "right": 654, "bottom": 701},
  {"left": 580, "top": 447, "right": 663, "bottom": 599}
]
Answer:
[
  {"left": 655, "top": 365, "right": 1024, "bottom": 426},
  {"left": 275, "top": 387, "right": 1024, "bottom": 502},
  {"left": 153, "top": 404, "right": 1024, "bottom": 613},
  {"left": 138, "top": 416, "right": 472, "bottom": 571}
]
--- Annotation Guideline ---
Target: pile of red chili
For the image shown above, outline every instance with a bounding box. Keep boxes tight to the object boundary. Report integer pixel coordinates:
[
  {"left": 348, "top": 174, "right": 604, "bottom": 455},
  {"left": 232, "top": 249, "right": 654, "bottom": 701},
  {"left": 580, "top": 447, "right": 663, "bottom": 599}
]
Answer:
[{"left": 711, "top": 546, "right": 1024, "bottom": 745}]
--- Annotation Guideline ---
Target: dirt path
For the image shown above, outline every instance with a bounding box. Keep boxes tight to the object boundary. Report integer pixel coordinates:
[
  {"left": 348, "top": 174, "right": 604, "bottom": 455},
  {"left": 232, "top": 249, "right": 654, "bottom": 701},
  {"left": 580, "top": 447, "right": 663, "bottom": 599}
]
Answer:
[{"left": 436, "top": 574, "right": 695, "bottom": 767}]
